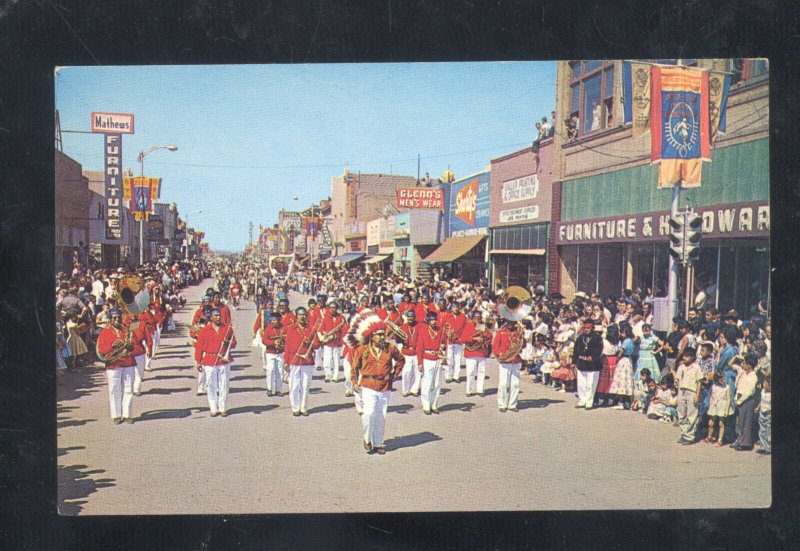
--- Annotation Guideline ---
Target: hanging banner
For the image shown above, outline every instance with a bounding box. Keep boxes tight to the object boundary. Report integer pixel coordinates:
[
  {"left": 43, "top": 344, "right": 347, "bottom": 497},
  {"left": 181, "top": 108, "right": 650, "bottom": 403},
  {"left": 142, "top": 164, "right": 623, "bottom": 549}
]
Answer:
[
  {"left": 651, "top": 66, "right": 711, "bottom": 188},
  {"left": 103, "top": 133, "right": 123, "bottom": 240},
  {"left": 269, "top": 254, "right": 295, "bottom": 281},
  {"left": 623, "top": 62, "right": 652, "bottom": 136},
  {"left": 304, "top": 217, "right": 320, "bottom": 239},
  {"left": 127, "top": 177, "right": 162, "bottom": 221},
  {"left": 708, "top": 72, "right": 732, "bottom": 145}
]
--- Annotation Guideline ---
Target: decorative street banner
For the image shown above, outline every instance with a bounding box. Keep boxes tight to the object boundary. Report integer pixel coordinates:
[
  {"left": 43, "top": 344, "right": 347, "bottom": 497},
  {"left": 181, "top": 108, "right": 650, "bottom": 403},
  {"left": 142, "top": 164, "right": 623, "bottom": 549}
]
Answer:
[
  {"left": 708, "top": 71, "right": 732, "bottom": 145},
  {"left": 124, "top": 177, "right": 162, "bottom": 221},
  {"left": 102, "top": 133, "right": 123, "bottom": 240},
  {"left": 622, "top": 62, "right": 651, "bottom": 136},
  {"left": 450, "top": 172, "right": 490, "bottom": 236},
  {"left": 396, "top": 187, "right": 444, "bottom": 210},
  {"left": 269, "top": 254, "right": 295, "bottom": 281},
  {"left": 651, "top": 66, "right": 710, "bottom": 188},
  {"left": 304, "top": 217, "right": 321, "bottom": 239}
]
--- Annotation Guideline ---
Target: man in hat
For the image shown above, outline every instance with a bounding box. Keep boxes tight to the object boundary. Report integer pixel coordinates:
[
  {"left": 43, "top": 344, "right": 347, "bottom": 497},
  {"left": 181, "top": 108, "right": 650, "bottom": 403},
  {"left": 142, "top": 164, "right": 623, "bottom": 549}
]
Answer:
[
  {"left": 352, "top": 319, "right": 405, "bottom": 455},
  {"left": 398, "top": 310, "right": 422, "bottom": 397},
  {"left": 261, "top": 312, "right": 287, "bottom": 397},
  {"left": 195, "top": 309, "right": 237, "bottom": 417},
  {"left": 572, "top": 319, "right": 604, "bottom": 410},
  {"left": 441, "top": 302, "right": 467, "bottom": 384},
  {"left": 417, "top": 311, "right": 445, "bottom": 414},
  {"left": 318, "top": 301, "right": 347, "bottom": 383},
  {"left": 492, "top": 318, "right": 523, "bottom": 412},
  {"left": 283, "top": 307, "right": 321, "bottom": 416},
  {"left": 461, "top": 310, "right": 491, "bottom": 396},
  {"left": 97, "top": 308, "right": 137, "bottom": 424}
]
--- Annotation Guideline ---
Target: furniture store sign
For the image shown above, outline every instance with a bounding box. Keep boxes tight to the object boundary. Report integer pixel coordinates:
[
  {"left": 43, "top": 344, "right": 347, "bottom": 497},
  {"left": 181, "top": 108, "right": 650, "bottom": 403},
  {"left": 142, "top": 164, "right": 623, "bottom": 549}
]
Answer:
[{"left": 555, "top": 202, "right": 770, "bottom": 245}]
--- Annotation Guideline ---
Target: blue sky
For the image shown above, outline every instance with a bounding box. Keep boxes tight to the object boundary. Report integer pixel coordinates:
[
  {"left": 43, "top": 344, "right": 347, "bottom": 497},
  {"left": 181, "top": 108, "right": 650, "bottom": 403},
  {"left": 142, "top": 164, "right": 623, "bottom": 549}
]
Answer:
[{"left": 56, "top": 62, "right": 556, "bottom": 251}]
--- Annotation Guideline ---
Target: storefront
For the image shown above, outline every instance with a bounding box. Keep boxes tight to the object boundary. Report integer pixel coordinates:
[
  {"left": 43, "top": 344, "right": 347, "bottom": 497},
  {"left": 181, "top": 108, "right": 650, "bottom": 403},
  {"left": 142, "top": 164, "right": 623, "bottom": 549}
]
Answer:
[
  {"left": 392, "top": 210, "right": 442, "bottom": 280},
  {"left": 363, "top": 217, "right": 394, "bottom": 273},
  {"left": 422, "top": 171, "right": 490, "bottom": 283},
  {"left": 556, "top": 140, "right": 770, "bottom": 314},
  {"left": 488, "top": 143, "right": 554, "bottom": 291}
]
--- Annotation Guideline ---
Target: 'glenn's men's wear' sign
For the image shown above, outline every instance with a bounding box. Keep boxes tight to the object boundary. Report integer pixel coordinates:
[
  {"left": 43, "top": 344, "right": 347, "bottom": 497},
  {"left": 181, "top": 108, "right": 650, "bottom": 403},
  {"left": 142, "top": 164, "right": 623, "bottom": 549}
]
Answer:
[
  {"left": 449, "top": 172, "right": 490, "bottom": 237},
  {"left": 555, "top": 201, "right": 769, "bottom": 245},
  {"left": 103, "top": 134, "right": 123, "bottom": 240},
  {"left": 396, "top": 188, "right": 443, "bottom": 210}
]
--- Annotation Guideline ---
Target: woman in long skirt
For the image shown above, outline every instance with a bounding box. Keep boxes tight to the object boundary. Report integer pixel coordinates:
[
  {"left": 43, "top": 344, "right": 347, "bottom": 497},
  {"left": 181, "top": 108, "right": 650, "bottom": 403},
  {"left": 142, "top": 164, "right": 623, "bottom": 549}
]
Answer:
[
  {"left": 609, "top": 325, "right": 636, "bottom": 409},
  {"left": 596, "top": 324, "right": 620, "bottom": 406},
  {"left": 65, "top": 313, "right": 89, "bottom": 369}
]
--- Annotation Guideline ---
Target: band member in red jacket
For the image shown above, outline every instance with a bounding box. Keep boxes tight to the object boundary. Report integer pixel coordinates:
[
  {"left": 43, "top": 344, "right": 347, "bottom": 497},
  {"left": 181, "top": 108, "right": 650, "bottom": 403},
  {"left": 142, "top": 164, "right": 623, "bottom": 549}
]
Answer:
[
  {"left": 283, "top": 307, "right": 320, "bottom": 416},
  {"left": 417, "top": 311, "right": 445, "bottom": 415},
  {"left": 211, "top": 292, "right": 232, "bottom": 326},
  {"left": 341, "top": 323, "right": 360, "bottom": 408},
  {"left": 492, "top": 318, "right": 523, "bottom": 412},
  {"left": 138, "top": 308, "right": 158, "bottom": 373},
  {"left": 194, "top": 309, "right": 237, "bottom": 417},
  {"left": 131, "top": 317, "right": 153, "bottom": 396},
  {"left": 318, "top": 301, "right": 348, "bottom": 383},
  {"left": 461, "top": 310, "right": 492, "bottom": 397},
  {"left": 398, "top": 310, "right": 423, "bottom": 397},
  {"left": 441, "top": 302, "right": 467, "bottom": 384},
  {"left": 97, "top": 309, "right": 137, "bottom": 424},
  {"left": 276, "top": 299, "right": 296, "bottom": 327},
  {"left": 351, "top": 317, "right": 405, "bottom": 455},
  {"left": 261, "top": 312, "right": 287, "bottom": 397},
  {"left": 307, "top": 298, "right": 325, "bottom": 372}
]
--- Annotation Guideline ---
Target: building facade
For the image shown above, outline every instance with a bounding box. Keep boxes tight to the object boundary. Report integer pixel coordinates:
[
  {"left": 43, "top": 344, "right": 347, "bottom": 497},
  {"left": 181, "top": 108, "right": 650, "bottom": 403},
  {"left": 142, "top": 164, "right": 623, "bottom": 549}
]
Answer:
[
  {"left": 393, "top": 210, "right": 443, "bottom": 280},
  {"left": 551, "top": 59, "right": 769, "bottom": 314},
  {"left": 55, "top": 150, "right": 90, "bottom": 273},
  {"left": 85, "top": 170, "right": 139, "bottom": 269}
]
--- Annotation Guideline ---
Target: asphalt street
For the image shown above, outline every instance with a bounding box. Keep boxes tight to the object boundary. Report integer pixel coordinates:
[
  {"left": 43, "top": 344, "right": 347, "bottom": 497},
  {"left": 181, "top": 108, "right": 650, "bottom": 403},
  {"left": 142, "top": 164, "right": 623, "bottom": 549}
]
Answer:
[{"left": 57, "top": 280, "right": 771, "bottom": 514}]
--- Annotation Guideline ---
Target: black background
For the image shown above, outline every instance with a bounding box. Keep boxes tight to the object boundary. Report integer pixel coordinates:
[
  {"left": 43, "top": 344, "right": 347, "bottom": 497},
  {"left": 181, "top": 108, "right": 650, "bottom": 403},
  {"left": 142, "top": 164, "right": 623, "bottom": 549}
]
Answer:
[{"left": 1, "top": 1, "right": 798, "bottom": 549}]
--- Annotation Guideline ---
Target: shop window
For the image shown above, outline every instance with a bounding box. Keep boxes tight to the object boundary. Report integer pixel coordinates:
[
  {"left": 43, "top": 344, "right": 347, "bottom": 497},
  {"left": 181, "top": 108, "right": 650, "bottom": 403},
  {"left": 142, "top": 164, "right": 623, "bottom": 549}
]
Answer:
[
  {"left": 559, "top": 246, "right": 578, "bottom": 298},
  {"left": 576, "top": 244, "right": 599, "bottom": 295},
  {"left": 597, "top": 244, "right": 625, "bottom": 299},
  {"left": 569, "top": 60, "right": 615, "bottom": 138}
]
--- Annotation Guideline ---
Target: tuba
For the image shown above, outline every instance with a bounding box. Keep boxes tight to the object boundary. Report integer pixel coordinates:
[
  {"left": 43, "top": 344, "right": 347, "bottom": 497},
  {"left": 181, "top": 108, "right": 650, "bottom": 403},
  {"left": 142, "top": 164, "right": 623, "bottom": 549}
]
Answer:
[
  {"left": 97, "top": 274, "right": 148, "bottom": 362},
  {"left": 498, "top": 286, "right": 533, "bottom": 322}
]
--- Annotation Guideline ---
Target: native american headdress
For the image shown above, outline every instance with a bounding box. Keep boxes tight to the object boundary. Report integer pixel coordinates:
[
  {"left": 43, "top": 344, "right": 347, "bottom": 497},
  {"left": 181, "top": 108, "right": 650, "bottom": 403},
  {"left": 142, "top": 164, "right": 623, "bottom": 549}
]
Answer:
[{"left": 344, "top": 309, "right": 385, "bottom": 348}]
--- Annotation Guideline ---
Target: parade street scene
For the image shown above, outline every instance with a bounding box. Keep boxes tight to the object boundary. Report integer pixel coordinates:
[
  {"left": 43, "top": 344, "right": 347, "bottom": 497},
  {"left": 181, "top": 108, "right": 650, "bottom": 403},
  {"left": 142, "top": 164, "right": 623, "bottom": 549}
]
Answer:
[{"left": 55, "top": 60, "right": 770, "bottom": 514}]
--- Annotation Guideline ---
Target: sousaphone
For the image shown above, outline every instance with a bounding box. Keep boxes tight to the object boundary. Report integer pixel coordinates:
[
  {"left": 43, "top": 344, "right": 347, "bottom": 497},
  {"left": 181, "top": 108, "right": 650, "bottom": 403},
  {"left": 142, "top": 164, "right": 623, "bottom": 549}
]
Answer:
[
  {"left": 498, "top": 286, "right": 533, "bottom": 322},
  {"left": 96, "top": 274, "right": 149, "bottom": 362}
]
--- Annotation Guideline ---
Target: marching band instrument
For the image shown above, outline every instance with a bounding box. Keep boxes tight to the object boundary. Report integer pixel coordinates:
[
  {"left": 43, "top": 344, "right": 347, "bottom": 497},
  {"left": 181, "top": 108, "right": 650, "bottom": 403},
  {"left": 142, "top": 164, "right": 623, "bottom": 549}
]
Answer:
[
  {"left": 318, "top": 318, "right": 345, "bottom": 344},
  {"left": 115, "top": 274, "right": 151, "bottom": 317},
  {"left": 493, "top": 329, "right": 524, "bottom": 363},
  {"left": 96, "top": 327, "right": 134, "bottom": 362},
  {"left": 498, "top": 286, "right": 533, "bottom": 322},
  {"left": 465, "top": 329, "right": 489, "bottom": 352},
  {"left": 213, "top": 321, "right": 237, "bottom": 365},
  {"left": 385, "top": 319, "right": 408, "bottom": 341},
  {"left": 292, "top": 317, "right": 322, "bottom": 363}
]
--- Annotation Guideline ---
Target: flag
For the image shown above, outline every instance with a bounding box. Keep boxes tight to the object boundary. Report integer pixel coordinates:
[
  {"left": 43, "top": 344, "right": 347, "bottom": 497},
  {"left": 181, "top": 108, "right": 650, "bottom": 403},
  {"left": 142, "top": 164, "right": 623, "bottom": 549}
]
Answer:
[
  {"left": 304, "top": 217, "right": 320, "bottom": 239},
  {"left": 651, "top": 66, "right": 710, "bottom": 188},
  {"left": 623, "top": 62, "right": 652, "bottom": 137},
  {"left": 708, "top": 72, "right": 732, "bottom": 145}
]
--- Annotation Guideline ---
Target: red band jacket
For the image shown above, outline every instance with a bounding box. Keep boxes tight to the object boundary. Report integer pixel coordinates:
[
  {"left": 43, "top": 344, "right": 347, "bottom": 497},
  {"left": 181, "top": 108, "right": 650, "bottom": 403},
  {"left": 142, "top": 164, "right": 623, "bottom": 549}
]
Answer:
[
  {"left": 97, "top": 325, "right": 136, "bottom": 368},
  {"left": 460, "top": 322, "right": 491, "bottom": 358},
  {"left": 417, "top": 324, "right": 445, "bottom": 365},
  {"left": 284, "top": 322, "right": 320, "bottom": 366},
  {"left": 195, "top": 323, "right": 237, "bottom": 366}
]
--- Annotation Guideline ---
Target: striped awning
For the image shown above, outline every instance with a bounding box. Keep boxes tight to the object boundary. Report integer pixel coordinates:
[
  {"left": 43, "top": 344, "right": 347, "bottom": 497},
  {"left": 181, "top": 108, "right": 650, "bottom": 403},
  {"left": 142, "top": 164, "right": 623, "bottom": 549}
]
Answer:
[{"left": 363, "top": 254, "right": 392, "bottom": 264}]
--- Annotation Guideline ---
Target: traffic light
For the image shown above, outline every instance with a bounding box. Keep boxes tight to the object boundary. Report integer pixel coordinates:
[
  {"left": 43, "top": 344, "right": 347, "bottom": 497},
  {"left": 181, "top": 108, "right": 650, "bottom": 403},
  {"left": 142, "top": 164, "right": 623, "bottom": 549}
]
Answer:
[
  {"left": 667, "top": 215, "right": 685, "bottom": 262},
  {"left": 684, "top": 212, "right": 703, "bottom": 263}
]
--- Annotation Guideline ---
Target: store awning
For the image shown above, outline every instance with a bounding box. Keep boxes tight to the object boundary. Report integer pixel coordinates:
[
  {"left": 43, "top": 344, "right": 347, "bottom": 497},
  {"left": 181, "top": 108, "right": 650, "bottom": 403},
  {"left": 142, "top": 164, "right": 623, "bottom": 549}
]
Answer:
[
  {"left": 332, "top": 252, "right": 365, "bottom": 264},
  {"left": 423, "top": 235, "right": 485, "bottom": 263},
  {"left": 363, "top": 254, "right": 392, "bottom": 264},
  {"left": 488, "top": 248, "right": 546, "bottom": 255}
]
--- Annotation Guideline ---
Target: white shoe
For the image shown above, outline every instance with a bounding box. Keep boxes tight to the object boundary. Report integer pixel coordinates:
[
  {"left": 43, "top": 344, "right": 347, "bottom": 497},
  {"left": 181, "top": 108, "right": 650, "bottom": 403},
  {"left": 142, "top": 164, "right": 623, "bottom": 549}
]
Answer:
[
  {"left": 557, "top": 388, "right": 566, "bottom": 393},
  {"left": 612, "top": 404, "right": 625, "bottom": 410}
]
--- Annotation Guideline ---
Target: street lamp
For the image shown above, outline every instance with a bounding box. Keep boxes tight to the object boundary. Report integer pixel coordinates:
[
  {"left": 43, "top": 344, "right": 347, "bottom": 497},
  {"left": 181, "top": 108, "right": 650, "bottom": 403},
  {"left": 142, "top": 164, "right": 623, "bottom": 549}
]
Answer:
[
  {"left": 184, "top": 209, "right": 202, "bottom": 260},
  {"left": 137, "top": 145, "right": 178, "bottom": 266}
]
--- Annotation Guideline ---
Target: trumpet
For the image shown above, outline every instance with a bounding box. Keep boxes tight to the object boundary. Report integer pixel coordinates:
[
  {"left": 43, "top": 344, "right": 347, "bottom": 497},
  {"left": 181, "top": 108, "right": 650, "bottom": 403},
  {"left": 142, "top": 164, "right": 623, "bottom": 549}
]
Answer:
[
  {"left": 443, "top": 322, "right": 458, "bottom": 343},
  {"left": 274, "top": 334, "right": 286, "bottom": 352},
  {"left": 385, "top": 319, "right": 408, "bottom": 341}
]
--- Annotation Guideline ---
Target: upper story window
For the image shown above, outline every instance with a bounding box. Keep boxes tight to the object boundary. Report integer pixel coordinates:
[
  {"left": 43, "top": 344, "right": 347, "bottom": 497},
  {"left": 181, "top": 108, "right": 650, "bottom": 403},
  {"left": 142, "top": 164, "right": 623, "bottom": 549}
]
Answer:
[
  {"left": 97, "top": 201, "right": 104, "bottom": 220},
  {"left": 730, "top": 58, "right": 769, "bottom": 85},
  {"left": 568, "top": 60, "right": 615, "bottom": 138}
]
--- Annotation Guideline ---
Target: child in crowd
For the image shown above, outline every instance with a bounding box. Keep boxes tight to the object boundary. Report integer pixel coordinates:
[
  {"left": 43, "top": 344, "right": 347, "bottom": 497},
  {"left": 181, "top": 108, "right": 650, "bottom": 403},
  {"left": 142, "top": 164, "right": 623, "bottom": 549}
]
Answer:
[
  {"left": 647, "top": 375, "right": 678, "bottom": 423},
  {"left": 631, "top": 368, "right": 652, "bottom": 411},
  {"left": 731, "top": 354, "right": 760, "bottom": 451},
  {"left": 539, "top": 340, "right": 559, "bottom": 386},
  {"left": 676, "top": 347, "right": 704, "bottom": 445},
  {"left": 755, "top": 376, "right": 771, "bottom": 455},
  {"left": 550, "top": 347, "right": 576, "bottom": 393},
  {"left": 705, "top": 370, "right": 731, "bottom": 445}
]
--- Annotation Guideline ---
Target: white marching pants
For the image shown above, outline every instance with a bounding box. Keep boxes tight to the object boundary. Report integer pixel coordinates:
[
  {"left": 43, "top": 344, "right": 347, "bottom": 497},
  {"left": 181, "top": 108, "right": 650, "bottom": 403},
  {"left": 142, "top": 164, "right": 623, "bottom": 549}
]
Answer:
[
  {"left": 106, "top": 366, "right": 134, "bottom": 419},
  {"left": 314, "top": 347, "right": 324, "bottom": 368},
  {"left": 259, "top": 341, "right": 267, "bottom": 369},
  {"left": 361, "top": 387, "right": 391, "bottom": 447},
  {"left": 265, "top": 353, "right": 284, "bottom": 394},
  {"left": 197, "top": 364, "right": 207, "bottom": 393},
  {"left": 465, "top": 357, "right": 487, "bottom": 395},
  {"left": 401, "top": 354, "right": 421, "bottom": 394},
  {"left": 576, "top": 369, "right": 600, "bottom": 408},
  {"left": 497, "top": 362, "right": 521, "bottom": 409},
  {"left": 446, "top": 343, "right": 464, "bottom": 381},
  {"left": 420, "top": 358, "right": 443, "bottom": 412},
  {"left": 289, "top": 364, "right": 313, "bottom": 413},
  {"left": 344, "top": 356, "right": 354, "bottom": 393},
  {"left": 133, "top": 354, "right": 145, "bottom": 394},
  {"left": 323, "top": 346, "right": 343, "bottom": 381},
  {"left": 153, "top": 326, "right": 161, "bottom": 351},
  {"left": 204, "top": 363, "right": 231, "bottom": 414}
]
